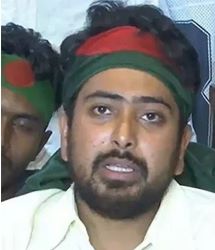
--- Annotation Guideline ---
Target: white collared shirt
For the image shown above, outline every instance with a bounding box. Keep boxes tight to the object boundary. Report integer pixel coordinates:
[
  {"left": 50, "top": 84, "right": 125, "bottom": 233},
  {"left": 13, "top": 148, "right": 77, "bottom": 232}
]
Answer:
[{"left": 1, "top": 180, "right": 215, "bottom": 250}]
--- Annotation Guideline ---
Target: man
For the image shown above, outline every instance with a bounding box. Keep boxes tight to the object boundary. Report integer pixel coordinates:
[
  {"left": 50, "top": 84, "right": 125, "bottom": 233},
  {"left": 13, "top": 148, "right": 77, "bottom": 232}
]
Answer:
[
  {"left": 1, "top": 23, "right": 61, "bottom": 201},
  {"left": 2, "top": 2, "right": 215, "bottom": 250}
]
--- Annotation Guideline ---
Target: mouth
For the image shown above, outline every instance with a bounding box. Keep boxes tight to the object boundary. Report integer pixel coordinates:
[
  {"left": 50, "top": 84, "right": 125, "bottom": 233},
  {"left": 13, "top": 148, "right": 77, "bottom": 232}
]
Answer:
[
  {"left": 96, "top": 157, "right": 143, "bottom": 183},
  {"left": 105, "top": 164, "right": 134, "bottom": 173}
]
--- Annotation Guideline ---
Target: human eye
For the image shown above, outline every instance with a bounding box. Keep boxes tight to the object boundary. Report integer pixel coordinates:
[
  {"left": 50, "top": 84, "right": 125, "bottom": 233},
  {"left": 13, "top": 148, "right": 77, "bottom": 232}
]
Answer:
[
  {"left": 13, "top": 117, "right": 38, "bottom": 133},
  {"left": 92, "top": 105, "right": 112, "bottom": 116},
  {"left": 141, "top": 112, "right": 164, "bottom": 124}
]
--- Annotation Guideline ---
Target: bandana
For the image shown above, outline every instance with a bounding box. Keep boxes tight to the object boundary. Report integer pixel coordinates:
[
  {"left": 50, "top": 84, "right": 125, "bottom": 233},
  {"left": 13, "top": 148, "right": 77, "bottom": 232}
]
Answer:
[
  {"left": 63, "top": 26, "right": 193, "bottom": 120},
  {"left": 2, "top": 53, "right": 55, "bottom": 123}
]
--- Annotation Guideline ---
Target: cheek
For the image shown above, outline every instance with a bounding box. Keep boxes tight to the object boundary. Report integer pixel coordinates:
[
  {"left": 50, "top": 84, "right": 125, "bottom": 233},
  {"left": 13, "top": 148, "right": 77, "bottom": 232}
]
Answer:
[
  {"left": 138, "top": 127, "right": 179, "bottom": 176},
  {"left": 9, "top": 133, "right": 42, "bottom": 165},
  {"left": 70, "top": 119, "right": 112, "bottom": 169}
]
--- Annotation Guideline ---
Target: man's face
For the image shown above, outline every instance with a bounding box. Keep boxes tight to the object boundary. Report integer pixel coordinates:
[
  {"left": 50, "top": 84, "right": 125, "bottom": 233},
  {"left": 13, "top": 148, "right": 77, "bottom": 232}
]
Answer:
[
  {"left": 61, "top": 68, "right": 190, "bottom": 219},
  {"left": 1, "top": 88, "right": 49, "bottom": 191}
]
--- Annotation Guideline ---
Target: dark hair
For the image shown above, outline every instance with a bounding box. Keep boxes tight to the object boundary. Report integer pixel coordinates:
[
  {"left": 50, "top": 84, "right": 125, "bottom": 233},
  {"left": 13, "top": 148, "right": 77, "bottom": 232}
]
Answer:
[
  {"left": 1, "top": 22, "right": 63, "bottom": 110},
  {"left": 61, "top": 0, "right": 200, "bottom": 128}
]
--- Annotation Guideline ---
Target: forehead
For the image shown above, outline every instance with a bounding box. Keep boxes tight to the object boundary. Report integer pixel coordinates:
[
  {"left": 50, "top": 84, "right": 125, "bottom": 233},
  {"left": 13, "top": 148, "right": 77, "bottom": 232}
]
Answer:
[
  {"left": 79, "top": 68, "right": 177, "bottom": 105},
  {"left": 2, "top": 87, "right": 41, "bottom": 118}
]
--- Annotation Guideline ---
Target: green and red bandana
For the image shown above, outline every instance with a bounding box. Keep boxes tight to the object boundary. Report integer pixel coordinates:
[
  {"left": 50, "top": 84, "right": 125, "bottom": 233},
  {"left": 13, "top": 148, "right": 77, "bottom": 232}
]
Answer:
[
  {"left": 63, "top": 26, "right": 193, "bottom": 120},
  {"left": 2, "top": 53, "right": 55, "bottom": 123}
]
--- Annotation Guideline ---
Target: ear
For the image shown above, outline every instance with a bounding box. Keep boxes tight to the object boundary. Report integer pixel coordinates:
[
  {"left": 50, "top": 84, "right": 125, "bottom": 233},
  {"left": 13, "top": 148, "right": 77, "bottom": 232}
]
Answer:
[
  {"left": 174, "top": 125, "right": 192, "bottom": 176},
  {"left": 59, "top": 109, "right": 69, "bottom": 162}
]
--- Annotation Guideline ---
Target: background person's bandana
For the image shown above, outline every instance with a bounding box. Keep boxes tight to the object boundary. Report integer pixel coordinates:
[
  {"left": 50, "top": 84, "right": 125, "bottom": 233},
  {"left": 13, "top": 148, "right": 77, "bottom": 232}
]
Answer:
[
  {"left": 2, "top": 53, "right": 55, "bottom": 123},
  {"left": 63, "top": 26, "right": 193, "bottom": 120}
]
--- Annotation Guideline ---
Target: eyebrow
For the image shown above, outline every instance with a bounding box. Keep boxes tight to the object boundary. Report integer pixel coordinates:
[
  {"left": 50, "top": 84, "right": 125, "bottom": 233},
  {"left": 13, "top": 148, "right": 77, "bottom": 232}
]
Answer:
[
  {"left": 13, "top": 114, "right": 42, "bottom": 123},
  {"left": 84, "top": 91, "right": 124, "bottom": 101},
  {"left": 84, "top": 90, "right": 172, "bottom": 111},
  {"left": 2, "top": 107, "right": 42, "bottom": 123},
  {"left": 132, "top": 96, "right": 172, "bottom": 111}
]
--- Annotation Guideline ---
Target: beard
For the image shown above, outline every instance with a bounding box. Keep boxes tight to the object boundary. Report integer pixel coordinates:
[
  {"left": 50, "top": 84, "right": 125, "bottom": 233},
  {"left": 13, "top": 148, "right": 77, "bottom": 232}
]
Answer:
[{"left": 68, "top": 144, "right": 180, "bottom": 220}]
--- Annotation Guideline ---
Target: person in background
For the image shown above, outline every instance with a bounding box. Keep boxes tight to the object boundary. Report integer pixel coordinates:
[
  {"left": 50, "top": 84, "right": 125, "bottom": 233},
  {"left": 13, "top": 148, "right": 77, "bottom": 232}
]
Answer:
[
  {"left": 1, "top": 23, "right": 62, "bottom": 201},
  {"left": 2, "top": 1, "right": 215, "bottom": 250}
]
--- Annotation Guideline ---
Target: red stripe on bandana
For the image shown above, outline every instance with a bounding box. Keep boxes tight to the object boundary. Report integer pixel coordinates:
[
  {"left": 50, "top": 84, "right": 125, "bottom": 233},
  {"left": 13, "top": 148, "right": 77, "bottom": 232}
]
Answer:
[
  {"left": 3, "top": 60, "right": 35, "bottom": 87},
  {"left": 76, "top": 26, "right": 173, "bottom": 67}
]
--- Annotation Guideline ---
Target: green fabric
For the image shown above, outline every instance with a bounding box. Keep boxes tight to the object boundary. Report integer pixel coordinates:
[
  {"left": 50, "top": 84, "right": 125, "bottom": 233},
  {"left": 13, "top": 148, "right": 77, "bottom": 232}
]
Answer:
[
  {"left": 63, "top": 52, "right": 193, "bottom": 120},
  {"left": 175, "top": 143, "right": 215, "bottom": 190},
  {"left": 17, "top": 150, "right": 71, "bottom": 195},
  {"left": 2, "top": 53, "right": 55, "bottom": 123},
  {"left": 18, "top": 142, "right": 215, "bottom": 195}
]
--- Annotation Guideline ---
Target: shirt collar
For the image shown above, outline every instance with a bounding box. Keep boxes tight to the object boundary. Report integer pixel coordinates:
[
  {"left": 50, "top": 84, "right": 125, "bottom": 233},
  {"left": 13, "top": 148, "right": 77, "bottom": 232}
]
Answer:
[
  {"left": 28, "top": 181, "right": 195, "bottom": 250},
  {"left": 140, "top": 180, "right": 195, "bottom": 250}
]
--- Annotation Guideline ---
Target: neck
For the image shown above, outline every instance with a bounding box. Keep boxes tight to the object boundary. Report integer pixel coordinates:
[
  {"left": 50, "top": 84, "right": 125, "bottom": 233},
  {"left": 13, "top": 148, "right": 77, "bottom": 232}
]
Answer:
[
  {"left": 1, "top": 172, "right": 28, "bottom": 201},
  {"left": 1, "top": 181, "right": 21, "bottom": 201},
  {"left": 76, "top": 196, "right": 159, "bottom": 250}
]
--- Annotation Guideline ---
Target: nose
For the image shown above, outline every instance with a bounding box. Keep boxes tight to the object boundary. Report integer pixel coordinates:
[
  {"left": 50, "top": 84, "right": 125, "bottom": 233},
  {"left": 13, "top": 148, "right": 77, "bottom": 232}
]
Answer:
[{"left": 111, "top": 112, "right": 137, "bottom": 150}]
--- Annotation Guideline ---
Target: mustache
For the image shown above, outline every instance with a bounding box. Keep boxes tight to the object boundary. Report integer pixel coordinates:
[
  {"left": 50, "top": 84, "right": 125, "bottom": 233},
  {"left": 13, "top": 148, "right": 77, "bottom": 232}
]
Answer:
[{"left": 92, "top": 149, "right": 148, "bottom": 177}]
